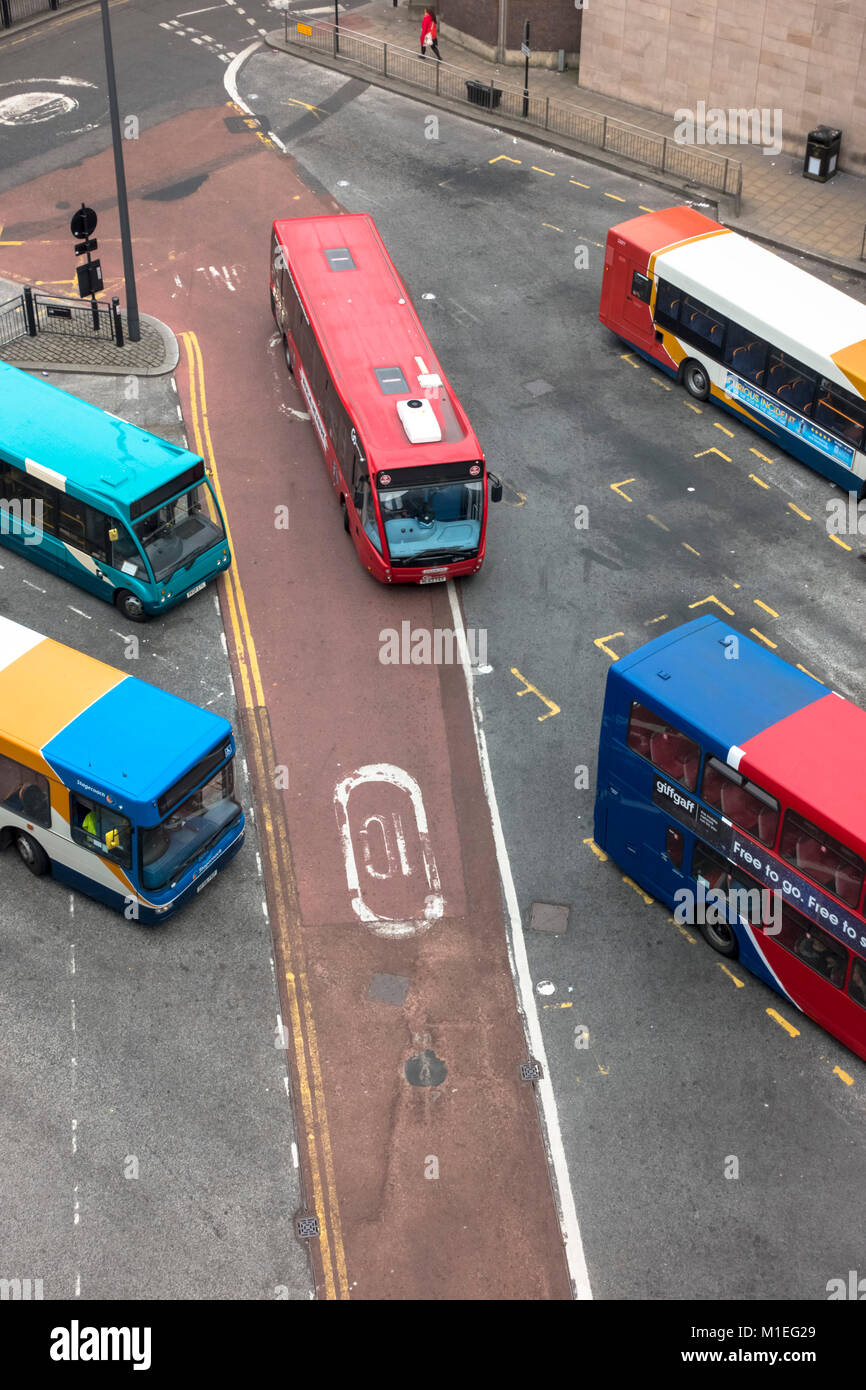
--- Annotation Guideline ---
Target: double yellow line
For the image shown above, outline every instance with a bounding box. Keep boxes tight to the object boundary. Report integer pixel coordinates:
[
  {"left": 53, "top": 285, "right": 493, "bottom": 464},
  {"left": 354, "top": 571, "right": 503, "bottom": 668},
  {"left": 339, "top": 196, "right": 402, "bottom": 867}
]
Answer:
[{"left": 180, "top": 331, "right": 348, "bottom": 1299}]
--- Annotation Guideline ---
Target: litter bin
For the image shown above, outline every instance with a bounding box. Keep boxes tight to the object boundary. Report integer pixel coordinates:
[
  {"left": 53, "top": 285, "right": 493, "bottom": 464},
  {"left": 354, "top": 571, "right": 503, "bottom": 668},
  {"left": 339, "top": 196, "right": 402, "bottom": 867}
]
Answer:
[
  {"left": 803, "top": 126, "right": 842, "bottom": 182},
  {"left": 465, "top": 79, "right": 502, "bottom": 110}
]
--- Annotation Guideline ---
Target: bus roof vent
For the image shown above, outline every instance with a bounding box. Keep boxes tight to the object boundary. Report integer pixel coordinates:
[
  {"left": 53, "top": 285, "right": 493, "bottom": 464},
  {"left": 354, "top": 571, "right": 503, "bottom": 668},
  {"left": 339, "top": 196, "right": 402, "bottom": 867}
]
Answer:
[
  {"left": 396, "top": 398, "right": 441, "bottom": 444},
  {"left": 324, "top": 247, "right": 355, "bottom": 271}
]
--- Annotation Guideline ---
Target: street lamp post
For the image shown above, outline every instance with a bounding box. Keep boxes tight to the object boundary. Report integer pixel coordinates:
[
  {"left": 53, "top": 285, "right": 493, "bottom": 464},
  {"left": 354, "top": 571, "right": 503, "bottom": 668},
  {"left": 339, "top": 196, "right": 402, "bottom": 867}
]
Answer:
[
  {"left": 100, "top": 0, "right": 140, "bottom": 342},
  {"left": 335, "top": 0, "right": 340, "bottom": 54}
]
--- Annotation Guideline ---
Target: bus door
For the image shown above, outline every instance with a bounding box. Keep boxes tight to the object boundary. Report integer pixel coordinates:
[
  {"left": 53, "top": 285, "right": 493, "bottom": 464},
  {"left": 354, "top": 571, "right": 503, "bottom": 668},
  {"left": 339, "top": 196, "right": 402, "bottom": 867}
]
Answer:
[{"left": 606, "top": 243, "right": 653, "bottom": 343}]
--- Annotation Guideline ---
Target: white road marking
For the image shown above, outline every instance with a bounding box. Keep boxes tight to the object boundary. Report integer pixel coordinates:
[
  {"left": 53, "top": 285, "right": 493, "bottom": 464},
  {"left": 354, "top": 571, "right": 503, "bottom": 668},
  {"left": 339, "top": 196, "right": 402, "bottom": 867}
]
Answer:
[{"left": 446, "top": 578, "right": 592, "bottom": 1301}]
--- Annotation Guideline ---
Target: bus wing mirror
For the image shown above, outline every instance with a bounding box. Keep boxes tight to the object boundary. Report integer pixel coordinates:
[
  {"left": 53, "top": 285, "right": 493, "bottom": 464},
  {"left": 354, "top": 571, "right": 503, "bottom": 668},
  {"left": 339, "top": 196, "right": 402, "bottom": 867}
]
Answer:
[
  {"left": 489, "top": 475, "right": 503, "bottom": 503},
  {"left": 108, "top": 527, "right": 119, "bottom": 542}
]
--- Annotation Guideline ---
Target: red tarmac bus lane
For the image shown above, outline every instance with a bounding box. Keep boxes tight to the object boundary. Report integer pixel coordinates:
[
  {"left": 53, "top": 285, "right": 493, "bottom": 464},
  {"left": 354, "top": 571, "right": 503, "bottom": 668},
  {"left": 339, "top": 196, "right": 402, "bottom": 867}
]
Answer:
[{"left": 0, "top": 107, "right": 573, "bottom": 1300}]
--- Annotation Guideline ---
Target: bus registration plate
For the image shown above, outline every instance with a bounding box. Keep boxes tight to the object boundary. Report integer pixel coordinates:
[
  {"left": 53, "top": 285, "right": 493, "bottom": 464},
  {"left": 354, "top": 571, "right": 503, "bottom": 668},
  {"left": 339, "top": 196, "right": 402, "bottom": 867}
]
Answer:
[
  {"left": 186, "top": 582, "right": 206, "bottom": 599},
  {"left": 420, "top": 569, "right": 448, "bottom": 584},
  {"left": 196, "top": 869, "right": 218, "bottom": 893}
]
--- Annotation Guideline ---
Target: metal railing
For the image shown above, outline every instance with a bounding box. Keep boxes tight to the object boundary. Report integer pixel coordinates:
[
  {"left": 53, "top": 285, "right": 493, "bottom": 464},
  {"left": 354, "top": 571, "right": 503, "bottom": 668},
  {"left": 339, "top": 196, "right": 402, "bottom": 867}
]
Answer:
[
  {"left": 0, "top": 287, "right": 124, "bottom": 348},
  {"left": 284, "top": 12, "right": 743, "bottom": 209},
  {"left": 0, "top": 0, "right": 78, "bottom": 28}
]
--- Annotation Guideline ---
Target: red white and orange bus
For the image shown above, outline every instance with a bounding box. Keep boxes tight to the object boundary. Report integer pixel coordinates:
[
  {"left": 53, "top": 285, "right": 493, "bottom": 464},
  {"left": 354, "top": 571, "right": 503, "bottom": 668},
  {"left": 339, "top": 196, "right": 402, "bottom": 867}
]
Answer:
[
  {"left": 599, "top": 205, "right": 866, "bottom": 493},
  {"left": 270, "top": 214, "right": 502, "bottom": 584}
]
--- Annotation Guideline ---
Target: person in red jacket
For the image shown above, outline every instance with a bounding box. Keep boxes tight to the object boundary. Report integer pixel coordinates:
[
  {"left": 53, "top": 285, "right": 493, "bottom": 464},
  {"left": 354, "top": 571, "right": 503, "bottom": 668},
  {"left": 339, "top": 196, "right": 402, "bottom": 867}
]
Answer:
[{"left": 420, "top": 7, "right": 441, "bottom": 60}]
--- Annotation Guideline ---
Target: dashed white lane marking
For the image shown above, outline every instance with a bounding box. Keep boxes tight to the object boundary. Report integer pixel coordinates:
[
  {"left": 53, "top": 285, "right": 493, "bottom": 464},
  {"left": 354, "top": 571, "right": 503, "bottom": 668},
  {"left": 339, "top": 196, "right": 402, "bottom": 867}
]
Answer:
[{"left": 446, "top": 578, "right": 593, "bottom": 1301}]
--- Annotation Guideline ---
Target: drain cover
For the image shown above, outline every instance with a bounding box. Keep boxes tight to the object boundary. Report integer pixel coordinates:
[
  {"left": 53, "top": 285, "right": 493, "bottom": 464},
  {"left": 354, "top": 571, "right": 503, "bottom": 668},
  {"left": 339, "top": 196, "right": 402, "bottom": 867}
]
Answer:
[
  {"left": 520, "top": 1060, "right": 543, "bottom": 1083},
  {"left": 296, "top": 1215, "right": 320, "bottom": 1240},
  {"left": 405, "top": 1049, "right": 447, "bottom": 1087},
  {"left": 528, "top": 901, "right": 570, "bottom": 934}
]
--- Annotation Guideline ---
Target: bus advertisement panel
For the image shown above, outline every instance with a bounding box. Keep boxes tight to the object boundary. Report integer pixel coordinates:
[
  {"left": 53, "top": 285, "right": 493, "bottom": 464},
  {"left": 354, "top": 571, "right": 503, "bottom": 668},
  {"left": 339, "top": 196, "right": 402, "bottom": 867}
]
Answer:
[
  {"left": 0, "top": 617, "right": 244, "bottom": 922},
  {"left": 0, "top": 362, "right": 232, "bottom": 621},
  {"left": 599, "top": 206, "right": 866, "bottom": 492},
  {"left": 593, "top": 616, "right": 866, "bottom": 1062},
  {"left": 270, "top": 213, "right": 502, "bottom": 584}
]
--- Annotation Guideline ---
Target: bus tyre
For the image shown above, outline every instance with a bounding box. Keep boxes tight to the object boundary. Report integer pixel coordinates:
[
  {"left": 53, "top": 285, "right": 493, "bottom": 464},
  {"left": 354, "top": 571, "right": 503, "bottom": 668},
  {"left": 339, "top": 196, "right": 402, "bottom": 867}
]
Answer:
[
  {"left": 682, "top": 359, "right": 710, "bottom": 401},
  {"left": 343, "top": 499, "right": 350, "bottom": 533},
  {"left": 700, "top": 919, "right": 739, "bottom": 959},
  {"left": 15, "top": 831, "right": 49, "bottom": 876},
  {"left": 115, "top": 589, "right": 147, "bottom": 623},
  {"left": 284, "top": 336, "right": 294, "bottom": 375}
]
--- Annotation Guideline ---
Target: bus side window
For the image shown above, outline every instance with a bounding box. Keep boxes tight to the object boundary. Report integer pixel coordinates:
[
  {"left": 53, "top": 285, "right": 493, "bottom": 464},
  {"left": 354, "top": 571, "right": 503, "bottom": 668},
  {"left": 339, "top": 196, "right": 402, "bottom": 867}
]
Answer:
[
  {"left": 849, "top": 959, "right": 866, "bottom": 1009},
  {"left": 767, "top": 351, "right": 817, "bottom": 415},
  {"left": 626, "top": 701, "right": 700, "bottom": 790},
  {"left": 692, "top": 840, "right": 727, "bottom": 891},
  {"left": 813, "top": 383, "right": 866, "bottom": 451},
  {"left": 723, "top": 323, "right": 768, "bottom": 386},
  {"left": 70, "top": 793, "right": 132, "bottom": 868},
  {"left": 777, "top": 904, "right": 847, "bottom": 988},
  {"left": 779, "top": 809, "right": 864, "bottom": 908},
  {"left": 109, "top": 521, "right": 145, "bottom": 576},
  {"left": 23, "top": 475, "right": 57, "bottom": 536},
  {"left": 665, "top": 826, "right": 684, "bottom": 868},
  {"left": 631, "top": 271, "right": 652, "bottom": 304},
  {"left": 57, "top": 493, "right": 87, "bottom": 549},
  {"left": 654, "top": 279, "right": 681, "bottom": 326},
  {"left": 360, "top": 480, "right": 383, "bottom": 554},
  {"left": 0, "top": 752, "right": 51, "bottom": 827},
  {"left": 0, "top": 458, "right": 26, "bottom": 504}
]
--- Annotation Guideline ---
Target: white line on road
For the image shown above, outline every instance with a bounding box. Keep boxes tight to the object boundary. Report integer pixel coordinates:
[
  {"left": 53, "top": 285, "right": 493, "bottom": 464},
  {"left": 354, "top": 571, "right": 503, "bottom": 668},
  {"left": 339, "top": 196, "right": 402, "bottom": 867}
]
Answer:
[
  {"left": 177, "top": 4, "right": 225, "bottom": 14},
  {"left": 224, "top": 39, "right": 262, "bottom": 116},
  {"left": 446, "top": 578, "right": 592, "bottom": 1301}
]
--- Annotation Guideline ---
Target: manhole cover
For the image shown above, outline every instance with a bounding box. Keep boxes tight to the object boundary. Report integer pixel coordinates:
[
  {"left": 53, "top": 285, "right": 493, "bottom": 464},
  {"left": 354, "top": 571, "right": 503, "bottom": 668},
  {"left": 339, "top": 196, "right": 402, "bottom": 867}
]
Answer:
[{"left": 529, "top": 901, "right": 570, "bottom": 934}]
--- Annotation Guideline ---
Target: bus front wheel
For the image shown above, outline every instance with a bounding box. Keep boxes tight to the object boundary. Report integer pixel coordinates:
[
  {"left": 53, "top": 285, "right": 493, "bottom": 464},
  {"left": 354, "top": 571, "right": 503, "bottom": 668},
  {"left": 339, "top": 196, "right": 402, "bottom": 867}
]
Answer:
[
  {"left": 681, "top": 359, "right": 710, "bottom": 401},
  {"left": 284, "top": 336, "right": 294, "bottom": 375},
  {"left": 700, "top": 919, "right": 739, "bottom": 959},
  {"left": 115, "top": 590, "right": 147, "bottom": 623},
  {"left": 15, "top": 832, "right": 49, "bottom": 876},
  {"left": 342, "top": 499, "right": 350, "bottom": 533}
]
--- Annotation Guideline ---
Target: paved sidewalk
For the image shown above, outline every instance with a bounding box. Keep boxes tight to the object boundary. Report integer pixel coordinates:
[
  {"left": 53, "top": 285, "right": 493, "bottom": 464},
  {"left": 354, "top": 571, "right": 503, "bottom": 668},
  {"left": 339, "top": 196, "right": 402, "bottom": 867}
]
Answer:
[
  {"left": 276, "top": 1, "right": 866, "bottom": 275},
  {"left": 0, "top": 277, "right": 178, "bottom": 375}
]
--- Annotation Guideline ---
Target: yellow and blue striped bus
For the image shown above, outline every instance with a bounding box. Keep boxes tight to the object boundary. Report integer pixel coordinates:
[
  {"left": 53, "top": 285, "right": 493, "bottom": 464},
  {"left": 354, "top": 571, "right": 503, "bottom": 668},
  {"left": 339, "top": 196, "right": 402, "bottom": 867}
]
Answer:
[
  {"left": 0, "top": 362, "right": 231, "bottom": 620},
  {"left": 0, "top": 617, "right": 244, "bottom": 922}
]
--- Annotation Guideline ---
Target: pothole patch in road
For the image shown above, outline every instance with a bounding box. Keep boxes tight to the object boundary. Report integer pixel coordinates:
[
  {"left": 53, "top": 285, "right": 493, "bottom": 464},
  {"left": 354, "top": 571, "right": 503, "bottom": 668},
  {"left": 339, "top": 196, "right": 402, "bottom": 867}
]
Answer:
[
  {"left": 0, "top": 77, "right": 104, "bottom": 136},
  {"left": 368, "top": 972, "right": 410, "bottom": 1006},
  {"left": 405, "top": 1049, "right": 447, "bottom": 1087}
]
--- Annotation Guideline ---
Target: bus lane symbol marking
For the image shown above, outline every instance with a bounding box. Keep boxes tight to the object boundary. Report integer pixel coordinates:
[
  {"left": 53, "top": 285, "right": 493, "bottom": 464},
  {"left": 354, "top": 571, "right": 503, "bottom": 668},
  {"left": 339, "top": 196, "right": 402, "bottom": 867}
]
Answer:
[{"left": 334, "top": 764, "right": 444, "bottom": 937}]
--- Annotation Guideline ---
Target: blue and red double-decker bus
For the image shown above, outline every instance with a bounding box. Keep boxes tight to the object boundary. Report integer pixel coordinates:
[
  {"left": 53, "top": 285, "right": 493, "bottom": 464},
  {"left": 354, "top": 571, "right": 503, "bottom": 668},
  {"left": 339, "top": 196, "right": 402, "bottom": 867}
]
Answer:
[{"left": 594, "top": 616, "right": 866, "bottom": 1062}]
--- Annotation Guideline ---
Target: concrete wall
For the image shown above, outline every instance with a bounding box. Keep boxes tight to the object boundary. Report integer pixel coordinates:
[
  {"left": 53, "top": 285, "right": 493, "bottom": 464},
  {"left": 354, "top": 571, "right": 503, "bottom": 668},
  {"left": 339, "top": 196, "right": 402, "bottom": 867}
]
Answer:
[{"left": 578, "top": 0, "right": 866, "bottom": 171}]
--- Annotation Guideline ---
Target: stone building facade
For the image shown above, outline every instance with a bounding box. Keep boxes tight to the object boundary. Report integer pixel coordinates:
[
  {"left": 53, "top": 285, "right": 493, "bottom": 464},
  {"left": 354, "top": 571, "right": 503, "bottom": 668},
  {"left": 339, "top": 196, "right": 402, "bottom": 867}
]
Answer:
[
  {"left": 439, "top": 0, "right": 583, "bottom": 68},
  {"left": 577, "top": 0, "right": 866, "bottom": 172}
]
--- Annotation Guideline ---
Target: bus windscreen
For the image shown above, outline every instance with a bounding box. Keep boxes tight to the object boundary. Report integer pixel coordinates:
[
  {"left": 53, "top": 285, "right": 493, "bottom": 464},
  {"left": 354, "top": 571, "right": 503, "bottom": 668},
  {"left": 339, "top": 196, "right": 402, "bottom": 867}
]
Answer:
[
  {"left": 135, "top": 484, "right": 225, "bottom": 581},
  {"left": 377, "top": 469, "right": 483, "bottom": 564}
]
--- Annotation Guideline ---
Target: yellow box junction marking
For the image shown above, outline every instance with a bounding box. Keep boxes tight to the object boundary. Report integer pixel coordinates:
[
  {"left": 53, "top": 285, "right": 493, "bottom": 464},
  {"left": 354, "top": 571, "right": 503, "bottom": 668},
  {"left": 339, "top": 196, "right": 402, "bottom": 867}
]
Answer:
[
  {"left": 748, "top": 474, "right": 769, "bottom": 489},
  {"left": 650, "top": 376, "right": 672, "bottom": 391},
  {"left": 542, "top": 223, "right": 563, "bottom": 232},
  {"left": 788, "top": 502, "right": 811, "bottom": 521},
  {"left": 490, "top": 154, "right": 521, "bottom": 164},
  {"left": 570, "top": 179, "right": 590, "bottom": 188},
  {"left": 605, "top": 192, "right": 626, "bottom": 202},
  {"left": 583, "top": 837, "right": 608, "bottom": 862},
  {"left": 754, "top": 599, "right": 779, "bottom": 618},
  {"left": 638, "top": 206, "right": 655, "bottom": 213},
  {"left": 695, "top": 447, "right": 731, "bottom": 462},
  {"left": 685, "top": 402, "right": 702, "bottom": 413},
  {"left": 682, "top": 543, "right": 700, "bottom": 557},
  {"left": 647, "top": 514, "right": 669, "bottom": 531},
  {"left": 767, "top": 1008, "right": 800, "bottom": 1039},
  {"left": 531, "top": 165, "right": 555, "bottom": 176},
  {"left": 610, "top": 477, "right": 635, "bottom": 501},
  {"left": 645, "top": 613, "right": 668, "bottom": 625},
  {"left": 688, "top": 595, "right": 735, "bottom": 616},
  {"left": 832, "top": 1065, "right": 854, "bottom": 1086},
  {"left": 829, "top": 534, "right": 852, "bottom": 551},
  {"left": 750, "top": 447, "right": 775, "bottom": 464},
  {"left": 796, "top": 664, "right": 822, "bottom": 682},
  {"left": 717, "top": 963, "right": 745, "bottom": 988},
  {"left": 622, "top": 876, "right": 654, "bottom": 905},
  {"left": 668, "top": 916, "right": 696, "bottom": 944},
  {"left": 511, "top": 668, "right": 560, "bottom": 721},
  {"left": 749, "top": 628, "right": 777, "bottom": 649},
  {"left": 713, "top": 422, "right": 734, "bottom": 437},
  {"left": 594, "top": 633, "right": 624, "bottom": 660},
  {"left": 621, "top": 352, "right": 640, "bottom": 369}
]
